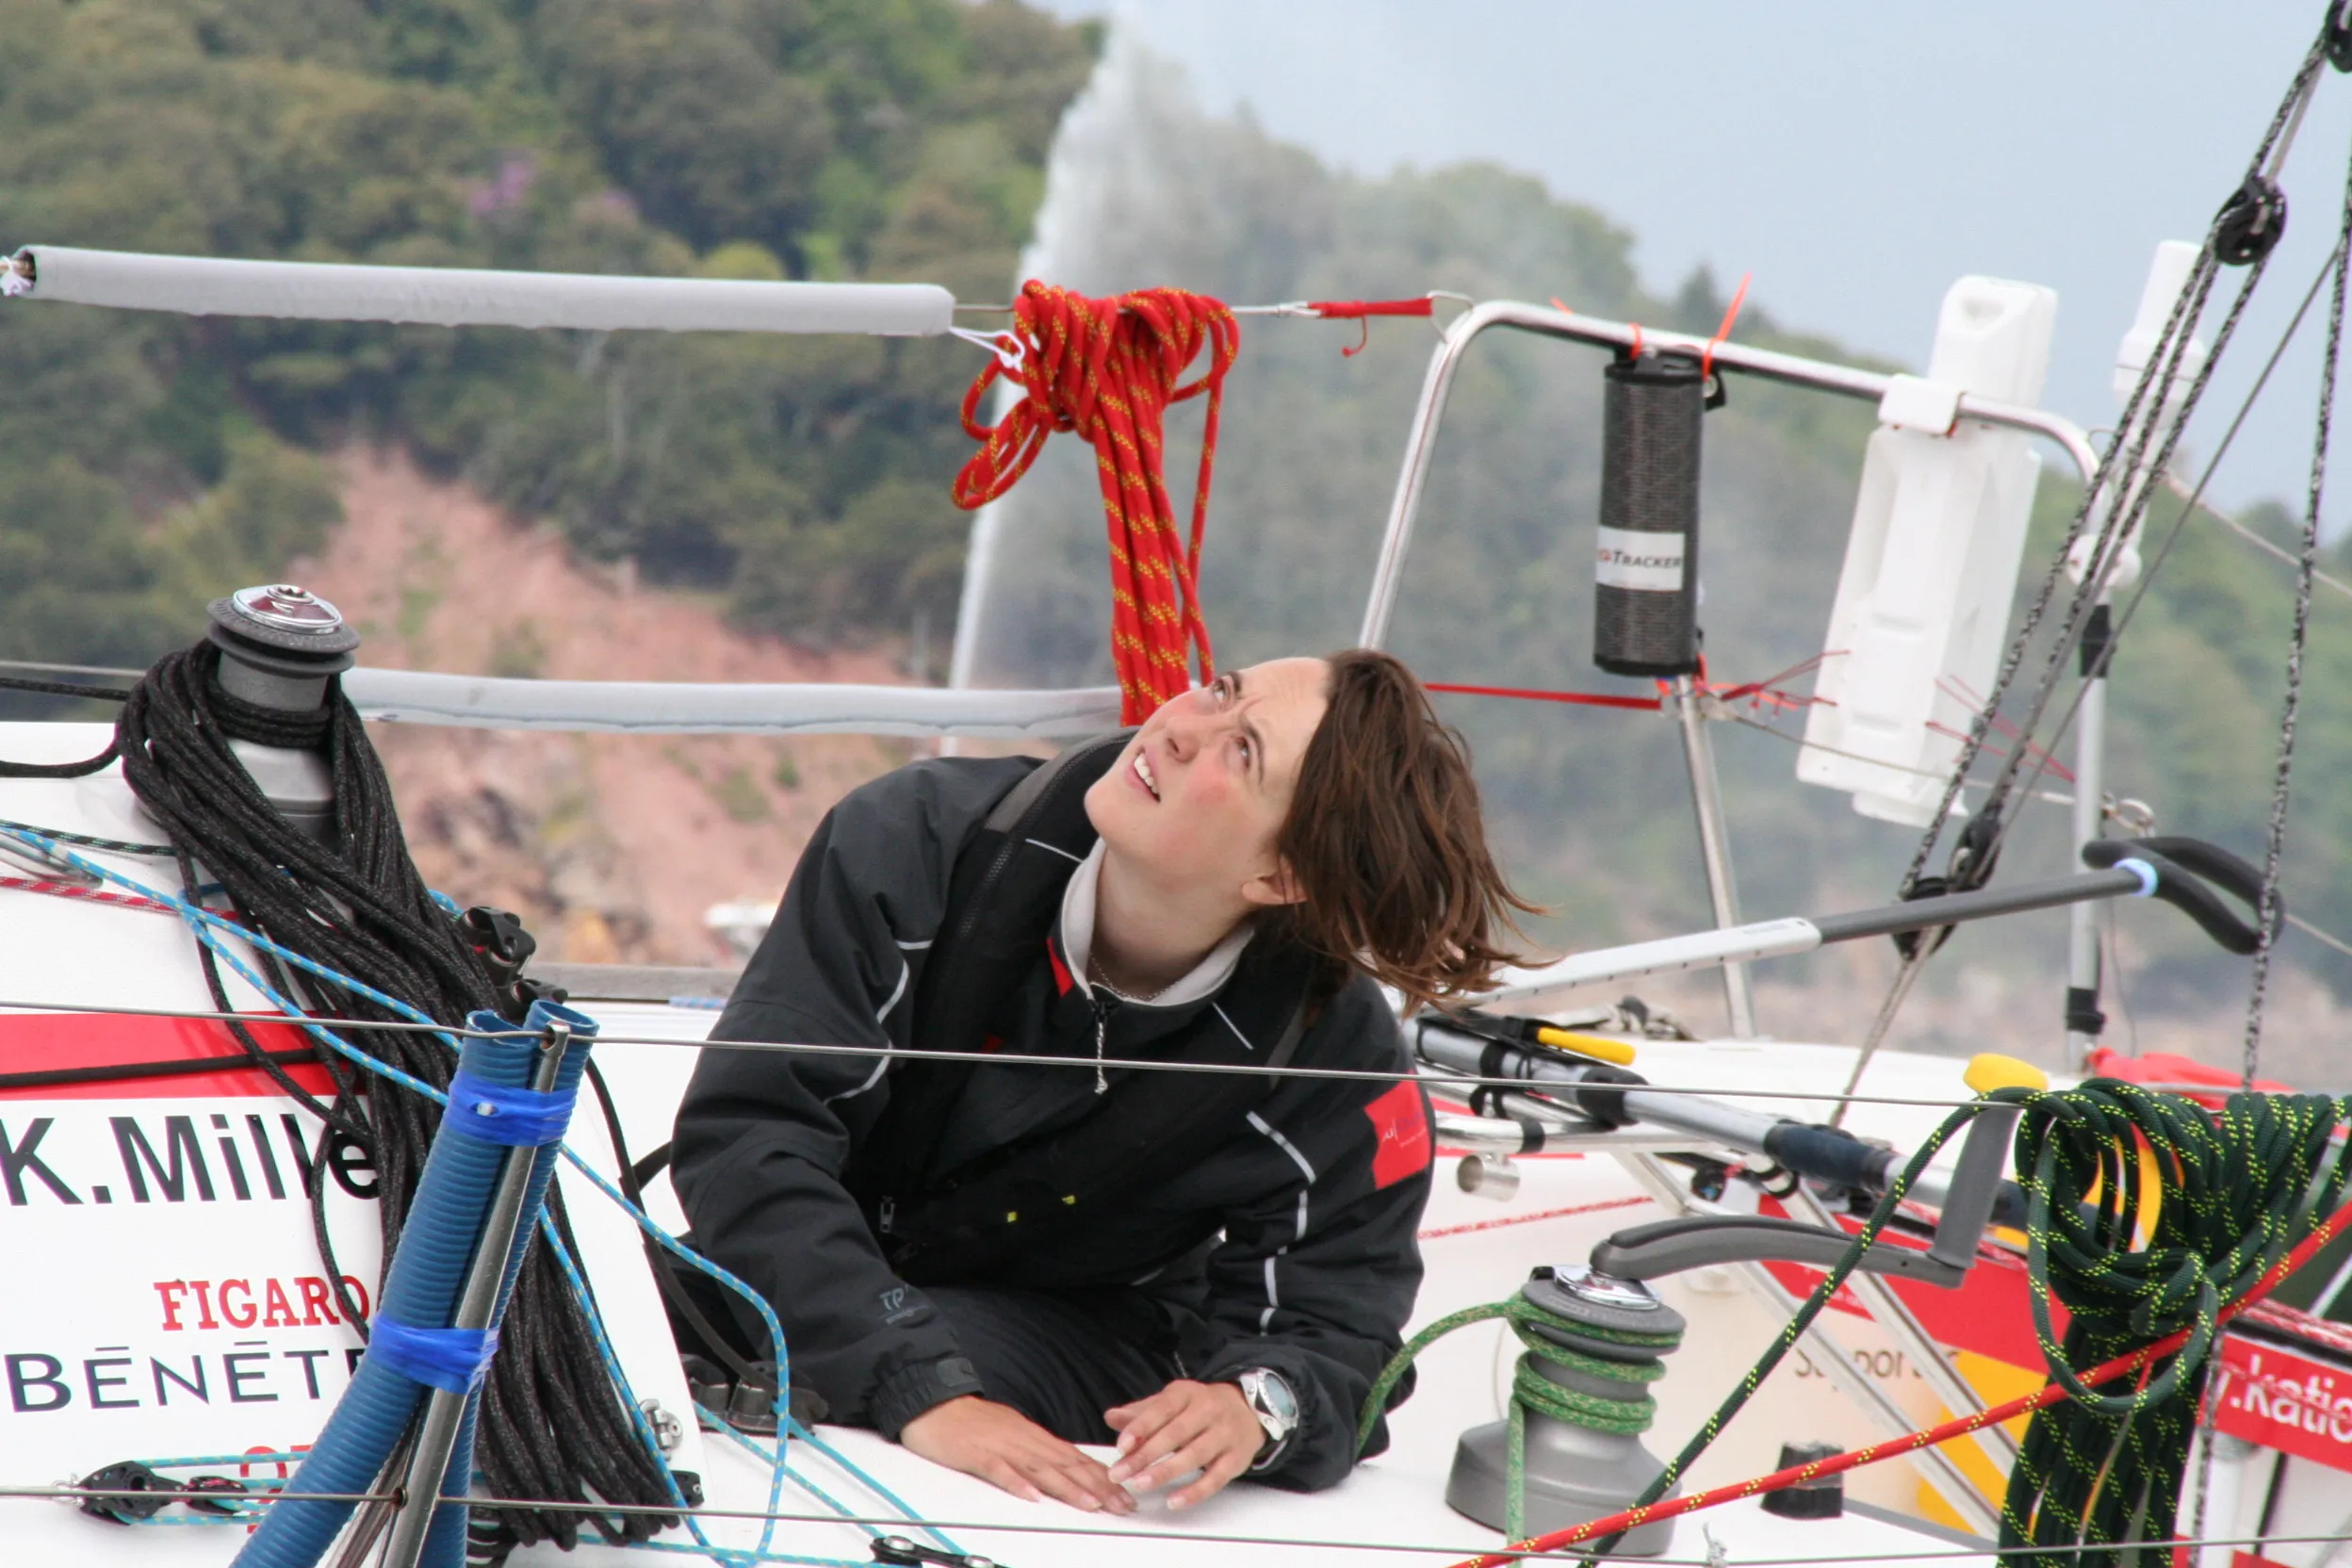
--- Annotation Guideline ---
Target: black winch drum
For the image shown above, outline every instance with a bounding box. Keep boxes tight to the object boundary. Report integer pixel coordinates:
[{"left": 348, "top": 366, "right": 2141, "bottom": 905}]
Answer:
[{"left": 1592, "top": 354, "right": 1705, "bottom": 678}]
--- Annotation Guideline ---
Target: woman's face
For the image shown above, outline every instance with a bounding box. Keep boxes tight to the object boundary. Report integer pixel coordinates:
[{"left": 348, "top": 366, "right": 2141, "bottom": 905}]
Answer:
[{"left": 1085, "top": 656, "right": 1331, "bottom": 907}]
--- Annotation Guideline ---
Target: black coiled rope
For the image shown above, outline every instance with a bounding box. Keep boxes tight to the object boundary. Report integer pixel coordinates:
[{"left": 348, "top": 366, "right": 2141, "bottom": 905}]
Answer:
[
  {"left": 115, "top": 642, "right": 674, "bottom": 1561},
  {"left": 0, "top": 672, "right": 130, "bottom": 776}
]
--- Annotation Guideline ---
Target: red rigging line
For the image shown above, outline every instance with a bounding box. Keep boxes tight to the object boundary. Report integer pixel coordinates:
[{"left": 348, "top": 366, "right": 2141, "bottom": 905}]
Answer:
[
  {"left": 1299, "top": 296, "right": 1436, "bottom": 356},
  {"left": 953, "top": 281, "right": 1240, "bottom": 723},
  {"left": 1702, "top": 271, "right": 1754, "bottom": 382},
  {"left": 1425, "top": 656, "right": 1829, "bottom": 717}
]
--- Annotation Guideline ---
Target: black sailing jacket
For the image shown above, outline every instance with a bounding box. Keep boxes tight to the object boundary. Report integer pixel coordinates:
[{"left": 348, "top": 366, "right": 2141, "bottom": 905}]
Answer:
[{"left": 672, "top": 755, "right": 1434, "bottom": 1490}]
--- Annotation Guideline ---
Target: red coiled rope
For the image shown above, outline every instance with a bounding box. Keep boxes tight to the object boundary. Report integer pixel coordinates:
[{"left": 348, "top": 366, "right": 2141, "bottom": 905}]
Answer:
[{"left": 954, "top": 282, "right": 1241, "bottom": 723}]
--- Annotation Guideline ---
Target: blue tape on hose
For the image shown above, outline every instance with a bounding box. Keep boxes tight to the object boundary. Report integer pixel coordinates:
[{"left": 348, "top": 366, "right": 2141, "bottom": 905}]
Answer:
[
  {"left": 2116, "top": 857, "right": 2160, "bottom": 897},
  {"left": 443, "top": 1070, "right": 575, "bottom": 1146},
  {"left": 367, "top": 1316, "right": 500, "bottom": 1395}
]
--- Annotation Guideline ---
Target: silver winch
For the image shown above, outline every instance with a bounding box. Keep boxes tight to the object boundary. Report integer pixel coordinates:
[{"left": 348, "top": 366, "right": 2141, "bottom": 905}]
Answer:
[
  {"left": 207, "top": 584, "right": 361, "bottom": 841},
  {"left": 1446, "top": 1264, "right": 1686, "bottom": 1554}
]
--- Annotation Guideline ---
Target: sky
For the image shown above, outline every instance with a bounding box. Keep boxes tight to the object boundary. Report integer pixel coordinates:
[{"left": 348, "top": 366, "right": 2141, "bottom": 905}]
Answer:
[{"left": 1032, "top": 1, "right": 2352, "bottom": 516}]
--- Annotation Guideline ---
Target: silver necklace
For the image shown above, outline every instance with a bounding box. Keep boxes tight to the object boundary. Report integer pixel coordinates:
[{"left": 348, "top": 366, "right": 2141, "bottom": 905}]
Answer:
[{"left": 1086, "top": 953, "right": 1172, "bottom": 1005}]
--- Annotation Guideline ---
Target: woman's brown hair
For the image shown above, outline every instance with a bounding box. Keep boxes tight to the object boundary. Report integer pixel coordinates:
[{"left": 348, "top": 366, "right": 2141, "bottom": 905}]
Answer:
[{"left": 1262, "top": 649, "right": 1539, "bottom": 1009}]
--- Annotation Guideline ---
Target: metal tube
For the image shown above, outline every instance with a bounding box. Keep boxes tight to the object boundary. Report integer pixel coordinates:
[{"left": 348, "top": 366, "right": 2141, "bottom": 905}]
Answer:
[
  {"left": 1486, "top": 864, "right": 2146, "bottom": 1004},
  {"left": 1619, "top": 1086, "right": 1785, "bottom": 1152},
  {"left": 380, "top": 1026, "right": 570, "bottom": 1568},
  {"left": 341, "top": 668, "right": 1123, "bottom": 739},
  {"left": 1356, "top": 300, "right": 2098, "bottom": 651},
  {"left": 1808, "top": 866, "right": 2148, "bottom": 944},
  {"left": 15, "top": 245, "right": 954, "bottom": 336},
  {"left": 1482, "top": 918, "right": 1823, "bottom": 1002},
  {"left": 1357, "top": 310, "right": 1481, "bottom": 647},
  {"left": 2066, "top": 673, "right": 2110, "bottom": 1067},
  {"left": 1673, "top": 678, "right": 1757, "bottom": 1037}
]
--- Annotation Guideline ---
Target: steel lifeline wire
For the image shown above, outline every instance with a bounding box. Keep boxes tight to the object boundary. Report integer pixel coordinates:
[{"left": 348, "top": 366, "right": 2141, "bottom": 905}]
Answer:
[
  {"left": 1418, "top": 1079, "right": 2352, "bottom": 1568},
  {"left": 951, "top": 280, "right": 1239, "bottom": 723}
]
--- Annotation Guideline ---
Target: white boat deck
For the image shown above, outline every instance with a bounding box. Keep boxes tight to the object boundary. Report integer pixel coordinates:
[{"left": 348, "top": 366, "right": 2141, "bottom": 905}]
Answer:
[{"left": 0, "top": 729, "right": 2007, "bottom": 1565}]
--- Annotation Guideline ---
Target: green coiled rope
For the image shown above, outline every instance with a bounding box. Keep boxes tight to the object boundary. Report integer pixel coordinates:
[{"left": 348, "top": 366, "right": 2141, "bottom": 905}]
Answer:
[
  {"left": 1359, "top": 1293, "right": 1682, "bottom": 1540},
  {"left": 2001, "top": 1080, "right": 2352, "bottom": 1566}
]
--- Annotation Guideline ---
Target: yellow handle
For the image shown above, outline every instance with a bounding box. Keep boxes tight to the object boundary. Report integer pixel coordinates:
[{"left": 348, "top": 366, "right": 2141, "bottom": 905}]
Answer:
[
  {"left": 1533, "top": 1026, "right": 1637, "bottom": 1068},
  {"left": 1964, "top": 1052, "right": 2048, "bottom": 1095}
]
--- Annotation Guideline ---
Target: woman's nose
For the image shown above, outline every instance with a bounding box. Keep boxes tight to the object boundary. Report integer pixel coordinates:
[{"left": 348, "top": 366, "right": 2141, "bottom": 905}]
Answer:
[{"left": 1159, "top": 701, "right": 1208, "bottom": 759}]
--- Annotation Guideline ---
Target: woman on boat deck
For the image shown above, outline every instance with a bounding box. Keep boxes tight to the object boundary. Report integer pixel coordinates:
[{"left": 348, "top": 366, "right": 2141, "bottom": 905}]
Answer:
[{"left": 675, "top": 650, "right": 1531, "bottom": 1513}]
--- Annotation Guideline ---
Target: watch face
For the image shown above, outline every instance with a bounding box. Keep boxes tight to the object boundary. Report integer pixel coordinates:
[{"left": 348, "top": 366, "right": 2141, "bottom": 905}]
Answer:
[{"left": 1250, "top": 1368, "right": 1298, "bottom": 1427}]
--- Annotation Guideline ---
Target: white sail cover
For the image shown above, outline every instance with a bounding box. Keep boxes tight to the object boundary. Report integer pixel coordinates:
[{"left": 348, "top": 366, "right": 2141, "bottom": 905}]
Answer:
[
  {"left": 11, "top": 246, "right": 953, "bottom": 335},
  {"left": 342, "top": 667, "right": 1121, "bottom": 738}
]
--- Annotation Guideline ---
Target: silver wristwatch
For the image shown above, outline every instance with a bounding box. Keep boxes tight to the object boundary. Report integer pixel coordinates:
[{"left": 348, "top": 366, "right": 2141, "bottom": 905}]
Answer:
[{"left": 1235, "top": 1367, "right": 1299, "bottom": 1470}]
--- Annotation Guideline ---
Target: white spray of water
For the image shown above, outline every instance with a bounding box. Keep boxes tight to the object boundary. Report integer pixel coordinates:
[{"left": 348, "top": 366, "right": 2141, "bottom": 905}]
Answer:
[
  {"left": 946, "top": 32, "right": 1229, "bottom": 693},
  {"left": 950, "top": 36, "right": 1138, "bottom": 692}
]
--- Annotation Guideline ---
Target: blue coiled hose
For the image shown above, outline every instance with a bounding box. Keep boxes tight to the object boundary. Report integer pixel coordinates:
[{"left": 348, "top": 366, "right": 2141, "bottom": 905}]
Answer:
[
  {"left": 422, "top": 1002, "right": 596, "bottom": 1568},
  {"left": 234, "top": 998, "right": 594, "bottom": 1568}
]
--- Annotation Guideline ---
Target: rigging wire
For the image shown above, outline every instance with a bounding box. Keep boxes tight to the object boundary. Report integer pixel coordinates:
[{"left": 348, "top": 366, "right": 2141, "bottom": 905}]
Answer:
[
  {"left": 23, "top": 846, "right": 2352, "bottom": 1560},
  {"left": 24, "top": 1486, "right": 2352, "bottom": 1563},
  {"left": 2241, "top": 118, "right": 2352, "bottom": 1086},
  {"left": 0, "top": 974, "right": 2050, "bottom": 1119},
  {"left": 2180, "top": 475, "right": 2352, "bottom": 600},
  {"left": 1921, "top": 227, "right": 2346, "bottom": 907},
  {"left": 1840, "top": 108, "right": 2345, "bottom": 1086},
  {"left": 1896, "top": 33, "right": 2329, "bottom": 899}
]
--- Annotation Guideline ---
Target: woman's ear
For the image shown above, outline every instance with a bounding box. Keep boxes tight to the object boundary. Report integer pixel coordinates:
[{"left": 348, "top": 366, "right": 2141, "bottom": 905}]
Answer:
[{"left": 1240, "top": 859, "right": 1306, "bottom": 909}]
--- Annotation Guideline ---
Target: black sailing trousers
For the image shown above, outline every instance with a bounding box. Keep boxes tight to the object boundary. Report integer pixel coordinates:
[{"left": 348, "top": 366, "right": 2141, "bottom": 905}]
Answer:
[{"left": 673, "top": 1270, "right": 1194, "bottom": 1445}]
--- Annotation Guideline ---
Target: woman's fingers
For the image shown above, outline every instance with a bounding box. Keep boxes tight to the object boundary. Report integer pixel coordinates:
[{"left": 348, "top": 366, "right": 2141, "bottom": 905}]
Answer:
[
  {"left": 1167, "top": 1445, "right": 1257, "bottom": 1511},
  {"left": 902, "top": 1396, "right": 1135, "bottom": 1513},
  {"left": 975, "top": 1454, "right": 1047, "bottom": 1504},
  {"left": 1104, "top": 1385, "right": 1182, "bottom": 1451},
  {"left": 1040, "top": 1447, "right": 1136, "bottom": 1512},
  {"left": 1002, "top": 1429, "right": 1134, "bottom": 1513},
  {"left": 1107, "top": 1380, "right": 1222, "bottom": 1479},
  {"left": 1108, "top": 1380, "right": 1265, "bottom": 1505},
  {"left": 1110, "top": 1402, "right": 1216, "bottom": 1486}
]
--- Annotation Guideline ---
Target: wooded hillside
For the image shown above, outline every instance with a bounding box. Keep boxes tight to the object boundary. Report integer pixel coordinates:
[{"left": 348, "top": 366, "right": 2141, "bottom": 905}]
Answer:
[{"left": 0, "top": 0, "right": 1095, "bottom": 669}]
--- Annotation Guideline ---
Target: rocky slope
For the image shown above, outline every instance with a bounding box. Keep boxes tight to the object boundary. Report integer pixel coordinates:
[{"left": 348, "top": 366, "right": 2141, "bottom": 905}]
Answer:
[{"left": 294, "top": 449, "right": 915, "bottom": 967}]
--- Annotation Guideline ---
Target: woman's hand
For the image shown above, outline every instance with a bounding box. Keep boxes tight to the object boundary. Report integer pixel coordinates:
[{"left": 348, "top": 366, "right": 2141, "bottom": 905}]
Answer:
[
  {"left": 899, "top": 1396, "right": 1136, "bottom": 1513},
  {"left": 1104, "top": 1379, "right": 1266, "bottom": 1510}
]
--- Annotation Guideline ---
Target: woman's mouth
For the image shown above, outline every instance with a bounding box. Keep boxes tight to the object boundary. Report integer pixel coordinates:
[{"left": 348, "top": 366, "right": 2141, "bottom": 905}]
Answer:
[{"left": 1133, "top": 752, "right": 1160, "bottom": 800}]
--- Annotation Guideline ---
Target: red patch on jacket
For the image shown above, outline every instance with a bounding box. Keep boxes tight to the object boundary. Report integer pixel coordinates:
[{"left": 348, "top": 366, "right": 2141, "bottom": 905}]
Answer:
[
  {"left": 1045, "top": 938, "right": 1076, "bottom": 996},
  {"left": 1364, "top": 1081, "right": 1431, "bottom": 1188}
]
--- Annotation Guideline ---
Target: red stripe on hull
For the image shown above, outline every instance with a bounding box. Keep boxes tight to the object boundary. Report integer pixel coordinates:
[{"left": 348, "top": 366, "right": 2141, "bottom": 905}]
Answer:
[{"left": 0, "top": 1012, "right": 338, "bottom": 1099}]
